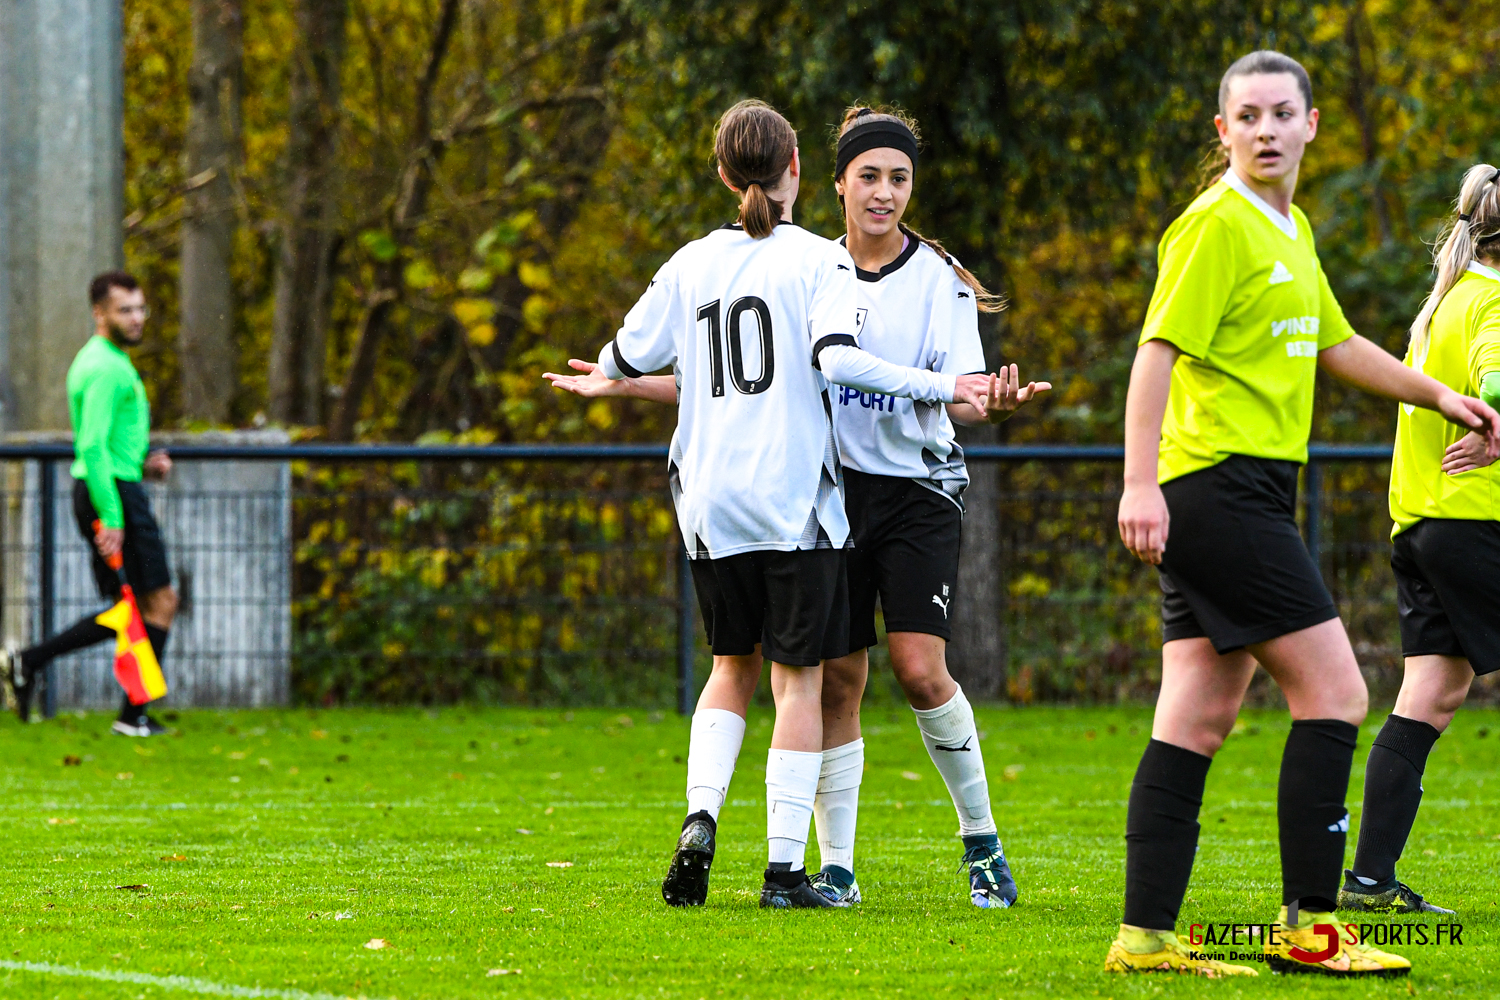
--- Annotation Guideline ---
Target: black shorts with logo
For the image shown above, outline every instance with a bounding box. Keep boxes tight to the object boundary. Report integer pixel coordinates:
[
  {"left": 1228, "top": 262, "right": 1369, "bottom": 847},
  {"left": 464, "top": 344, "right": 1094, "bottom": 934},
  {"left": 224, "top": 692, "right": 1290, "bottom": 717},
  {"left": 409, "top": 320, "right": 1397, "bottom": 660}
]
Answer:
[
  {"left": 73, "top": 478, "right": 172, "bottom": 601},
  {"left": 1391, "top": 518, "right": 1500, "bottom": 676},
  {"left": 1158, "top": 454, "right": 1337, "bottom": 653},
  {"left": 689, "top": 547, "right": 849, "bottom": 667},
  {"left": 845, "top": 468, "right": 962, "bottom": 651}
]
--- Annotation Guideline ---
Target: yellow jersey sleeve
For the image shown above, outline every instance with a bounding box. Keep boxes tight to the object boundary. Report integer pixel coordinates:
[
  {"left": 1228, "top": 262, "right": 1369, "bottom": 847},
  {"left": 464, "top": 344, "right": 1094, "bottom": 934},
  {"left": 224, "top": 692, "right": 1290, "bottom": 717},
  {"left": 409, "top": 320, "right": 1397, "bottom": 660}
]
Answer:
[
  {"left": 1139, "top": 211, "right": 1235, "bottom": 359},
  {"left": 1468, "top": 290, "right": 1500, "bottom": 389},
  {"left": 1315, "top": 264, "right": 1356, "bottom": 350}
]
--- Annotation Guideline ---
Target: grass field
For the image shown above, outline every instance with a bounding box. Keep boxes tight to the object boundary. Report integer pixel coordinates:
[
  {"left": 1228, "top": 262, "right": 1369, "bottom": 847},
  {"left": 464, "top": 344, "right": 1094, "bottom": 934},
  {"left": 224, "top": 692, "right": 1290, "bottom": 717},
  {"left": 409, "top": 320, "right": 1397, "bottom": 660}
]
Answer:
[{"left": 1, "top": 703, "right": 1496, "bottom": 999}]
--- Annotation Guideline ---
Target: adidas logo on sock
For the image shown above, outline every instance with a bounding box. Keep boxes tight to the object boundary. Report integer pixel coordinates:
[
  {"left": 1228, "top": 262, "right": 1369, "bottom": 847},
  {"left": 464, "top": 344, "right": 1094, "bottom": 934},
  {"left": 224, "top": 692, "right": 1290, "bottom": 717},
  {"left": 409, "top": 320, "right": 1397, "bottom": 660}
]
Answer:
[
  {"left": 1327, "top": 812, "right": 1349, "bottom": 833},
  {"left": 1268, "top": 260, "right": 1294, "bottom": 285}
]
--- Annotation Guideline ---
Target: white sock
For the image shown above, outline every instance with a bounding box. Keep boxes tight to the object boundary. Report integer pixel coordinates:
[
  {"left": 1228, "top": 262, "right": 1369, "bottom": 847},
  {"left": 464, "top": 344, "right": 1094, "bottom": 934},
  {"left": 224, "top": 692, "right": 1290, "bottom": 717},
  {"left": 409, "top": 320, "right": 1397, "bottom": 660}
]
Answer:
[
  {"left": 684, "top": 708, "right": 746, "bottom": 821},
  {"left": 766, "top": 748, "right": 822, "bottom": 868},
  {"left": 813, "top": 739, "right": 863, "bottom": 873},
  {"left": 912, "top": 686, "right": 997, "bottom": 837}
]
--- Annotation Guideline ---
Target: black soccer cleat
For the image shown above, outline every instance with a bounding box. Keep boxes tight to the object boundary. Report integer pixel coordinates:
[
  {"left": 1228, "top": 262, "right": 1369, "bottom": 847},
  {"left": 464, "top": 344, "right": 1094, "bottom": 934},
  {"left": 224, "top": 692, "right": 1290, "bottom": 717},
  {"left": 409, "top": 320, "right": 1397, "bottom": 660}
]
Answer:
[
  {"left": 661, "top": 811, "right": 716, "bottom": 907},
  {"left": 963, "top": 841, "right": 1019, "bottom": 909},
  {"left": 1337, "top": 869, "right": 1454, "bottom": 914},
  {"left": 760, "top": 868, "right": 850, "bottom": 909},
  {"left": 3, "top": 647, "right": 36, "bottom": 723}
]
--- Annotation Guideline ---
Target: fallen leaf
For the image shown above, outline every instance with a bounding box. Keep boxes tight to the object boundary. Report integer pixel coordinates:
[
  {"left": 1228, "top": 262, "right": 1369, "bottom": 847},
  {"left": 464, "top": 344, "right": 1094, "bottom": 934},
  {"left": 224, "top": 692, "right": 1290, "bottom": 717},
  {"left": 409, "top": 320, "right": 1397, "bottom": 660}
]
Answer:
[
  {"left": 230, "top": 905, "right": 244, "bottom": 911},
  {"left": 449, "top": 772, "right": 465, "bottom": 780},
  {"left": 228, "top": 752, "right": 247, "bottom": 760},
  {"left": 516, "top": 828, "right": 533, "bottom": 835},
  {"left": 1003, "top": 764, "right": 1024, "bottom": 781},
  {"left": 363, "top": 938, "right": 387, "bottom": 950},
  {"left": 531, "top": 908, "right": 545, "bottom": 913},
  {"left": 487, "top": 968, "right": 521, "bottom": 977},
  {"left": 62, "top": 755, "right": 81, "bottom": 766},
  {"left": 311, "top": 730, "right": 327, "bottom": 739},
  {"left": 288, "top": 767, "right": 299, "bottom": 775},
  {"left": 161, "top": 854, "right": 186, "bottom": 862},
  {"left": 1423, "top": 849, "right": 1437, "bottom": 856},
  {"left": 543, "top": 806, "right": 554, "bottom": 815},
  {"left": 901, "top": 770, "right": 922, "bottom": 781},
  {"left": 502, "top": 906, "right": 515, "bottom": 913},
  {"left": 335, "top": 910, "right": 353, "bottom": 920},
  {"left": 116, "top": 772, "right": 134, "bottom": 781},
  {"left": 546, "top": 861, "right": 573, "bottom": 868},
  {"left": 114, "top": 885, "right": 150, "bottom": 892},
  {"left": 47, "top": 818, "right": 76, "bottom": 826}
]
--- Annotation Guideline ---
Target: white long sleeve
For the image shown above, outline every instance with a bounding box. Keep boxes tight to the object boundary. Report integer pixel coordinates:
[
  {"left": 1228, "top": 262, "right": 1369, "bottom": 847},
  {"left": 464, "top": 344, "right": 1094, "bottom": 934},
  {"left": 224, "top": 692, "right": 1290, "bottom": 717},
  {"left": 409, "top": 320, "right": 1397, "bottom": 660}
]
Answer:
[{"left": 817, "top": 343, "right": 956, "bottom": 403}]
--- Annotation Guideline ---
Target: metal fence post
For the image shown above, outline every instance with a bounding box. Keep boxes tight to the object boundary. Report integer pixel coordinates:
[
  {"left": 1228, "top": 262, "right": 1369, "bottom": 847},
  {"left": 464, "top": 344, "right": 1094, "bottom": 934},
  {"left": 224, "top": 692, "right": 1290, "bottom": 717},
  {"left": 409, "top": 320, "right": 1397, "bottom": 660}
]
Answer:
[
  {"left": 1304, "top": 459, "right": 1322, "bottom": 571},
  {"left": 39, "top": 458, "right": 56, "bottom": 719},
  {"left": 677, "top": 545, "right": 694, "bottom": 715}
]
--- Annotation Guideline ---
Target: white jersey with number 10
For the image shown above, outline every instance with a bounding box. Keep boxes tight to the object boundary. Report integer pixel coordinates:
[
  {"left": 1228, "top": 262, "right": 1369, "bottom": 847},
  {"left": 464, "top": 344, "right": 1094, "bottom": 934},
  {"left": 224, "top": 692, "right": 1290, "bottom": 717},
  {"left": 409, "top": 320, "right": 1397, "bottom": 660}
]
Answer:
[{"left": 602, "top": 222, "right": 861, "bottom": 560}]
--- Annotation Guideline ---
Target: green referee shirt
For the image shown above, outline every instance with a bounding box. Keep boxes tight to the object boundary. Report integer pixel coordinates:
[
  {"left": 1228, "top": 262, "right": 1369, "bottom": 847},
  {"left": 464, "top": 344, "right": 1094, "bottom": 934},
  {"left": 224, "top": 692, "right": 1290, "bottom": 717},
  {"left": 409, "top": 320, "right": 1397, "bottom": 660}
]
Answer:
[
  {"left": 1139, "top": 172, "right": 1356, "bottom": 483},
  {"left": 67, "top": 335, "right": 150, "bottom": 529}
]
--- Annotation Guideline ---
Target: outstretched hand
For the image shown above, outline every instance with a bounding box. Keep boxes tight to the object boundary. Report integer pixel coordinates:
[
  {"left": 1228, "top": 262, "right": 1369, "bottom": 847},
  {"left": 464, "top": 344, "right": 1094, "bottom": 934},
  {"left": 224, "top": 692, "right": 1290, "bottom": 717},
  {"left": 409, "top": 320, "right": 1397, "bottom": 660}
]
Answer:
[
  {"left": 542, "top": 359, "right": 629, "bottom": 398},
  {"left": 982, "top": 364, "right": 1052, "bottom": 422},
  {"left": 1435, "top": 390, "right": 1500, "bottom": 458}
]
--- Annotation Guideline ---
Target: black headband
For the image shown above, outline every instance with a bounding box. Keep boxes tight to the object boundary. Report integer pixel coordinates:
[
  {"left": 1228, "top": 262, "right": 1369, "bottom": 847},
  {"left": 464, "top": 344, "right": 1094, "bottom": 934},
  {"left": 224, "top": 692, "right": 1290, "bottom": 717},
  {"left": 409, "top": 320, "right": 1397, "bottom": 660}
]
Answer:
[{"left": 834, "top": 114, "right": 919, "bottom": 179}]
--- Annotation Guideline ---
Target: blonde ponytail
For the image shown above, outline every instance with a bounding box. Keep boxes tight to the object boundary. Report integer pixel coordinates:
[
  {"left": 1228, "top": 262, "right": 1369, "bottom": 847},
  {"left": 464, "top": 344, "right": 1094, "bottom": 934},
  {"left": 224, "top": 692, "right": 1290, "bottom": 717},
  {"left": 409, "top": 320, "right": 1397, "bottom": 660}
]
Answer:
[{"left": 1410, "top": 164, "right": 1500, "bottom": 360}]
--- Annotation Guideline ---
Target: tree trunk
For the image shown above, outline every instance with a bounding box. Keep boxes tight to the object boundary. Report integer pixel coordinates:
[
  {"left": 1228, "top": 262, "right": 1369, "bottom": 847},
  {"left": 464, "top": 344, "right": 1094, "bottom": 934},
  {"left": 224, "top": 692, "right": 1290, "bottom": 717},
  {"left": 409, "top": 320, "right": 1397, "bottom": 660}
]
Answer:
[
  {"left": 948, "top": 421, "right": 1006, "bottom": 700},
  {"left": 179, "top": 0, "right": 243, "bottom": 423},
  {"left": 267, "top": 0, "right": 347, "bottom": 425}
]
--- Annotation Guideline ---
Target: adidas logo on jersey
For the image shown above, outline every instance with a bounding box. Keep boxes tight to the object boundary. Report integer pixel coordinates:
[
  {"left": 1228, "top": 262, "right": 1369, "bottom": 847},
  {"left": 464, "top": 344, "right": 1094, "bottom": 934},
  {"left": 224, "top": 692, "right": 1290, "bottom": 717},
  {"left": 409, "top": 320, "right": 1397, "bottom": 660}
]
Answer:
[{"left": 1268, "top": 260, "right": 1295, "bottom": 285}]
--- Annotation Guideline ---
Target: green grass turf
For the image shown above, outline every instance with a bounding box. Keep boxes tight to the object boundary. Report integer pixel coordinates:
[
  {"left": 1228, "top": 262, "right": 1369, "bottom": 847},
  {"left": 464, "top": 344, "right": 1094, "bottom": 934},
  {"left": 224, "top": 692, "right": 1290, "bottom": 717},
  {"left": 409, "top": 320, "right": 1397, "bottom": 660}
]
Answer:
[{"left": 1, "top": 704, "right": 1496, "bottom": 999}]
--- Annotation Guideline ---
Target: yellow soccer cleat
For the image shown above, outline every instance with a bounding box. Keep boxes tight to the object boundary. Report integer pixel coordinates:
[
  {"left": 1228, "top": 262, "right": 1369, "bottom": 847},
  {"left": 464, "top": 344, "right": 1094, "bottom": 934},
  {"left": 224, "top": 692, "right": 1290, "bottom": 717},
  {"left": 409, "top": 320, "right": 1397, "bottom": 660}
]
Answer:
[
  {"left": 1104, "top": 925, "right": 1258, "bottom": 978},
  {"left": 1265, "top": 906, "right": 1411, "bottom": 977}
]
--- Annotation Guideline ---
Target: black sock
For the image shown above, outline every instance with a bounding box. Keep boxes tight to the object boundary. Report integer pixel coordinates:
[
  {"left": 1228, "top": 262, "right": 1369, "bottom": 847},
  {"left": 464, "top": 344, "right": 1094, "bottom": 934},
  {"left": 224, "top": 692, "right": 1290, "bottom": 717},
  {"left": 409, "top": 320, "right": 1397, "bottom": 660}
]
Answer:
[
  {"left": 764, "top": 861, "right": 805, "bottom": 887},
  {"left": 1352, "top": 714, "right": 1441, "bottom": 884},
  {"left": 1278, "top": 719, "right": 1359, "bottom": 912},
  {"left": 21, "top": 616, "right": 113, "bottom": 670},
  {"left": 1123, "top": 739, "right": 1213, "bottom": 930}
]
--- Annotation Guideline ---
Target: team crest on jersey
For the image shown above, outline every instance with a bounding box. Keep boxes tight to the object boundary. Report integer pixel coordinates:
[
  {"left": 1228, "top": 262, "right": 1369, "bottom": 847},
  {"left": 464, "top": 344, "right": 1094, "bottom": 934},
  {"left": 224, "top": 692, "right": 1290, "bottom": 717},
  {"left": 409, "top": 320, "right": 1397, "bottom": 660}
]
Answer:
[
  {"left": 1268, "top": 261, "right": 1295, "bottom": 285},
  {"left": 854, "top": 308, "right": 868, "bottom": 335}
]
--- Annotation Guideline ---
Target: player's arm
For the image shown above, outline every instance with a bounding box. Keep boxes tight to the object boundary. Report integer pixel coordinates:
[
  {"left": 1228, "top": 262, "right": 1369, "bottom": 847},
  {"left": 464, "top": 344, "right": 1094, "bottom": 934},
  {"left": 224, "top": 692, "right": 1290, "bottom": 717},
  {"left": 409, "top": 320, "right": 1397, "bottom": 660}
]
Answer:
[
  {"left": 816, "top": 342, "right": 995, "bottom": 411},
  {"left": 1443, "top": 307, "right": 1500, "bottom": 473},
  {"left": 543, "top": 359, "right": 678, "bottom": 403},
  {"left": 74, "top": 372, "right": 125, "bottom": 555},
  {"left": 1319, "top": 335, "right": 1500, "bottom": 455},
  {"left": 1117, "top": 339, "right": 1178, "bottom": 565},
  {"left": 947, "top": 365, "right": 1051, "bottom": 425}
]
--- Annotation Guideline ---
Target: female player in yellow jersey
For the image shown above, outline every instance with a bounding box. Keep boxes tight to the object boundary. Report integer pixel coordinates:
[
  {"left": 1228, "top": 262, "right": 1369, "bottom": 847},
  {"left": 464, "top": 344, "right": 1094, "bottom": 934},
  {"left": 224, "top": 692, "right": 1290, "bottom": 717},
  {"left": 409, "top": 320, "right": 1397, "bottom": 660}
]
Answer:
[
  {"left": 1337, "top": 165, "right": 1500, "bottom": 916},
  {"left": 1107, "top": 51, "right": 1500, "bottom": 979}
]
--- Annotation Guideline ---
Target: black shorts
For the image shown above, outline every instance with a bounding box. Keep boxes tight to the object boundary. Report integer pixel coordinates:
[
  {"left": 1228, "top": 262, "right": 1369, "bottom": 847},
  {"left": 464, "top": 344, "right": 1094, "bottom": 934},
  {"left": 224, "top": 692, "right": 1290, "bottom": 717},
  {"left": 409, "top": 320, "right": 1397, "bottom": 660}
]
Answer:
[
  {"left": 1391, "top": 518, "right": 1500, "bottom": 675},
  {"left": 845, "top": 469, "right": 961, "bottom": 650},
  {"left": 689, "top": 548, "right": 849, "bottom": 666},
  {"left": 73, "top": 478, "right": 172, "bottom": 601},
  {"left": 1157, "top": 454, "right": 1337, "bottom": 654}
]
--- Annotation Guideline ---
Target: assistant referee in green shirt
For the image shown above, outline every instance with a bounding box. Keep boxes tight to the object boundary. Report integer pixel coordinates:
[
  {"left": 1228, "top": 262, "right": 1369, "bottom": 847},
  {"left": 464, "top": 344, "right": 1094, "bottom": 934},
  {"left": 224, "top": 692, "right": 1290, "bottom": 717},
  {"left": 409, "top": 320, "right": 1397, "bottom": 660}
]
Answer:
[{"left": 2, "top": 272, "right": 178, "bottom": 736}]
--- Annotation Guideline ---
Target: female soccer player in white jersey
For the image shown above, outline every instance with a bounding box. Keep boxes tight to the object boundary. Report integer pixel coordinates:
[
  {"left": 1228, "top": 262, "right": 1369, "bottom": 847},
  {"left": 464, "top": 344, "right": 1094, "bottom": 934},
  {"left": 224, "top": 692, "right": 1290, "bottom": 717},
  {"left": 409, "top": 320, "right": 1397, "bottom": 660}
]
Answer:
[
  {"left": 805, "top": 106, "right": 1048, "bottom": 910},
  {"left": 1108, "top": 51, "right": 1500, "bottom": 978},
  {"left": 547, "top": 99, "right": 998, "bottom": 910},
  {"left": 1336, "top": 165, "right": 1500, "bottom": 917}
]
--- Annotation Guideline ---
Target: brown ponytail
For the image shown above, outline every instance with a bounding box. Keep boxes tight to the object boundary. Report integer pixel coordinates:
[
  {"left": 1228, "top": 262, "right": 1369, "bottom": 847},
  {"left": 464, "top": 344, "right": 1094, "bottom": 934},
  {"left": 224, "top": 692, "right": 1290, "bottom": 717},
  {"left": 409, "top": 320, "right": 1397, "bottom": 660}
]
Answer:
[
  {"left": 833, "top": 104, "right": 1005, "bottom": 313},
  {"left": 714, "top": 100, "right": 797, "bottom": 239}
]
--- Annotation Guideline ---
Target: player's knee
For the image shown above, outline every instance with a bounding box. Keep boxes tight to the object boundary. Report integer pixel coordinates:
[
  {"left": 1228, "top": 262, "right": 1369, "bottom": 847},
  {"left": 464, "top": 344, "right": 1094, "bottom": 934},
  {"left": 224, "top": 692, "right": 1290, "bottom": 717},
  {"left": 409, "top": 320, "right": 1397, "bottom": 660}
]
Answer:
[
  {"left": 890, "top": 651, "right": 952, "bottom": 706},
  {"left": 144, "top": 586, "right": 178, "bottom": 623}
]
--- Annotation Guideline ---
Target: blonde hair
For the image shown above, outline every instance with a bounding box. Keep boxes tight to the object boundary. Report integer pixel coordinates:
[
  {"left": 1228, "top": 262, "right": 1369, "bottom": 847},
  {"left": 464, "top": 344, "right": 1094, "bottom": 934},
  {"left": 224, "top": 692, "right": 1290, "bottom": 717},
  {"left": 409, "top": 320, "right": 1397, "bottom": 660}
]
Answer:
[
  {"left": 833, "top": 105, "right": 1005, "bottom": 313},
  {"left": 714, "top": 100, "right": 797, "bottom": 239},
  {"left": 1409, "top": 163, "right": 1500, "bottom": 359}
]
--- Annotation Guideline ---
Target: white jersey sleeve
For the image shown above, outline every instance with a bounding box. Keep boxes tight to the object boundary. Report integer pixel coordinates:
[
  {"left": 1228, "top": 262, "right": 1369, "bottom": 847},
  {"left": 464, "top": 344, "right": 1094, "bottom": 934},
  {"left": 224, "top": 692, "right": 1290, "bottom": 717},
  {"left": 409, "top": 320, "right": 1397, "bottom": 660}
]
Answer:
[
  {"left": 931, "top": 270, "right": 987, "bottom": 377},
  {"left": 599, "top": 261, "right": 678, "bottom": 379}
]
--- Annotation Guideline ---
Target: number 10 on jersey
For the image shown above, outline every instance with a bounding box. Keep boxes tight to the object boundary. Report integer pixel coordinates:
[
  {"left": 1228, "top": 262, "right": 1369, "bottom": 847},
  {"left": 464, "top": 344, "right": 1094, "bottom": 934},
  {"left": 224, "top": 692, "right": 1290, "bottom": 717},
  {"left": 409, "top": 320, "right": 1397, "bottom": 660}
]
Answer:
[{"left": 697, "top": 297, "right": 775, "bottom": 396}]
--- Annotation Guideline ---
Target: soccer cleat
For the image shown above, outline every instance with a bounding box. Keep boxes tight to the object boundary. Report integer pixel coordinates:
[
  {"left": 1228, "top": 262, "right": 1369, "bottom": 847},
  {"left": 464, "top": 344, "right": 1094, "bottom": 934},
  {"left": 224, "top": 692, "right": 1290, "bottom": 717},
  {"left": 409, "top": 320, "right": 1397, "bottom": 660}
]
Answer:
[
  {"left": 112, "top": 714, "right": 167, "bottom": 738},
  {"left": 759, "top": 869, "right": 849, "bottom": 909},
  {"left": 1337, "top": 869, "right": 1454, "bottom": 914},
  {"left": 3, "top": 646, "right": 36, "bottom": 722},
  {"left": 1264, "top": 906, "right": 1410, "bottom": 977},
  {"left": 1104, "top": 926, "right": 1258, "bottom": 977},
  {"left": 962, "top": 841, "right": 1019, "bottom": 908},
  {"left": 661, "top": 811, "right": 716, "bottom": 907},
  {"left": 809, "top": 867, "right": 862, "bottom": 904}
]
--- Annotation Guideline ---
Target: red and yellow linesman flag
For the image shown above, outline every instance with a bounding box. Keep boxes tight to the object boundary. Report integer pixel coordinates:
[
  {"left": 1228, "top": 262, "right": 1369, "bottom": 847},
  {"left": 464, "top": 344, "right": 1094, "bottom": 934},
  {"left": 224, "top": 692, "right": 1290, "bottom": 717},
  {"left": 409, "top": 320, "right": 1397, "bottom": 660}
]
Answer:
[{"left": 92, "top": 521, "right": 167, "bottom": 705}]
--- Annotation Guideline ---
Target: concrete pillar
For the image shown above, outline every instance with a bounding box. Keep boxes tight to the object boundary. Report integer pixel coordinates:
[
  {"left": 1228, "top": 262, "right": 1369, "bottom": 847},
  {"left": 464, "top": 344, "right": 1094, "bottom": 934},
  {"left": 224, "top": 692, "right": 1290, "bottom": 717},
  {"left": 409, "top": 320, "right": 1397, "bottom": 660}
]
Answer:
[{"left": 0, "top": 0, "right": 125, "bottom": 432}]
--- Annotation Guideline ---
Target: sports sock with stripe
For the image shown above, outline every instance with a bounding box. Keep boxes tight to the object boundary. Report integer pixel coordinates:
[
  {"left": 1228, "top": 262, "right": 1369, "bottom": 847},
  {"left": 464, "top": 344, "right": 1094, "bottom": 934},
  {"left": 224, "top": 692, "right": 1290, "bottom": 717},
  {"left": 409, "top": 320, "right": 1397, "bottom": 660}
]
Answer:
[
  {"left": 912, "top": 685, "right": 996, "bottom": 836},
  {"left": 684, "top": 708, "right": 746, "bottom": 822},
  {"left": 766, "top": 748, "right": 822, "bottom": 869},
  {"left": 1352, "top": 714, "right": 1441, "bottom": 885},
  {"left": 1123, "top": 738, "right": 1212, "bottom": 930},
  {"left": 1278, "top": 718, "right": 1359, "bottom": 912},
  {"left": 813, "top": 738, "right": 863, "bottom": 875},
  {"left": 19, "top": 616, "right": 113, "bottom": 672}
]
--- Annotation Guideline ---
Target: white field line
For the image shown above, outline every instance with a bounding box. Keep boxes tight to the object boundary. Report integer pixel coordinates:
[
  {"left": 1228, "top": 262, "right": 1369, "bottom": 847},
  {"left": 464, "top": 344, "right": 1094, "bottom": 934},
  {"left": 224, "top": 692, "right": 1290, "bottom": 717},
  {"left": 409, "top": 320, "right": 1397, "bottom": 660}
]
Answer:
[{"left": 0, "top": 960, "right": 383, "bottom": 1000}]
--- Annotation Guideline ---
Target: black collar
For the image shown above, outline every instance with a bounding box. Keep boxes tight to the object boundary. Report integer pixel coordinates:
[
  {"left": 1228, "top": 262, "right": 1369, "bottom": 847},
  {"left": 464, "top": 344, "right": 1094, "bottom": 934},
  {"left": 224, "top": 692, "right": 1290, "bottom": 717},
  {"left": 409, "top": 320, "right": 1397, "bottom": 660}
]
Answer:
[{"left": 839, "top": 233, "right": 921, "bottom": 281}]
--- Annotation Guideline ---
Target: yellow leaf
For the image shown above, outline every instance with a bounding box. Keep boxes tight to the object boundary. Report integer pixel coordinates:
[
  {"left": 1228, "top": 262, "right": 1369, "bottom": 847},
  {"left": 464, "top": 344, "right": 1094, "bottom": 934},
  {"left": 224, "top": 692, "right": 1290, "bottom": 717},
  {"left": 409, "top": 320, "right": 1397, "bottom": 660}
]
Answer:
[
  {"left": 453, "top": 298, "right": 495, "bottom": 327},
  {"left": 586, "top": 399, "right": 616, "bottom": 430},
  {"left": 522, "top": 295, "right": 552, "bottom": 331},
  {"left": 467, "top": 323, "right": 496, "bottom": 347},
  {"left": 517, "top": 260, "right": 551, "bottom": 290}
]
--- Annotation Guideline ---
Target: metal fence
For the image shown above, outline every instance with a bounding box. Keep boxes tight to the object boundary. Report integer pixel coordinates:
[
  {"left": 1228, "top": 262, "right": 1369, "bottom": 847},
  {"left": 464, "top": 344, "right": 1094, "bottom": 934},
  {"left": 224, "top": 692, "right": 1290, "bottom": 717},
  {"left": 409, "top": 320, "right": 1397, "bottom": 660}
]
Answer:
[{"left": 0, "top": 442, "right": 1411, "bottom": 716}]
